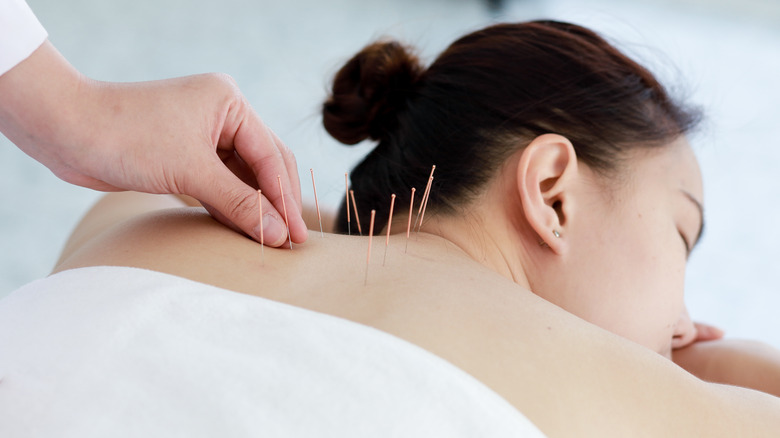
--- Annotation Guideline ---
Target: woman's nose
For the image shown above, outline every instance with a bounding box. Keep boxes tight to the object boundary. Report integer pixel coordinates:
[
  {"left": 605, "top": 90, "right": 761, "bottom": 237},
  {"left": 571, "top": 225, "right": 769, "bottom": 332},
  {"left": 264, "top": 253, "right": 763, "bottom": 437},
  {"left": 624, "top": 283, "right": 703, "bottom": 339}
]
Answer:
[{"left": 671, "top": 307, "right": 697, "bottom": 350}]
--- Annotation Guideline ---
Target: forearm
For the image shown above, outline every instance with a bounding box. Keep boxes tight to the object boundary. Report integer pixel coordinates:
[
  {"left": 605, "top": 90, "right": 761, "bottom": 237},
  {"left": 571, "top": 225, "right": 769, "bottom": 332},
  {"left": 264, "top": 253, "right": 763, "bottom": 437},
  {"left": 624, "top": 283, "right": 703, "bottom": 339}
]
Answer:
[
  {"left": 674, "top": 339, "right": 780, "bottom": 397},
  {"left": 1, "top": 39, "right": 305, "bottom": 245},
  {"left": 0, "top": 40, "right": 93, "bottom": 181}
]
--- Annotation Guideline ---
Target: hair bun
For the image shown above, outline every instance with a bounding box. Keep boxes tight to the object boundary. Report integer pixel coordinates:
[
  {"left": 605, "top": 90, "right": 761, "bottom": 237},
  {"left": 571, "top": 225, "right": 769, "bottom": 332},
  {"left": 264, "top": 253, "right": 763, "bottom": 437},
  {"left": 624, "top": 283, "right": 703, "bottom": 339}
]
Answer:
[{"left": 323, "top": 40, "right": 423, "bottom": 145}]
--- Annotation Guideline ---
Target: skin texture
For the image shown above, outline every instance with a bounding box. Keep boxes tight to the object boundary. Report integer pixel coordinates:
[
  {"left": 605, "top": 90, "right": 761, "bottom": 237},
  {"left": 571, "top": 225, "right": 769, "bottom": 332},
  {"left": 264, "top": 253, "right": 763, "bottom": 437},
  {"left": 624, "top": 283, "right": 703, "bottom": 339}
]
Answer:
[
  {"left": 674, "top": 338, "right": 780, "bottom": 398},
  {"left": 425, "top": 134, "right": 702, "bottom": 355},
  {"left": 52, "top": 136, "right": 780, "bottom": 436},
  {"left": 0, "top": 40, "right": 307, "bottom": 246}
]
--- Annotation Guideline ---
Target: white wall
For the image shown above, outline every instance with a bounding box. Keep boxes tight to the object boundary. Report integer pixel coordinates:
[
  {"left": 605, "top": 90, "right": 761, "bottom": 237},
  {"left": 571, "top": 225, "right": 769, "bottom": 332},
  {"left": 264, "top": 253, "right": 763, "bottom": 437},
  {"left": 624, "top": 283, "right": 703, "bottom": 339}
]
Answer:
[{"left": 2, "top": 0, "right": 779, "bottom": 346}]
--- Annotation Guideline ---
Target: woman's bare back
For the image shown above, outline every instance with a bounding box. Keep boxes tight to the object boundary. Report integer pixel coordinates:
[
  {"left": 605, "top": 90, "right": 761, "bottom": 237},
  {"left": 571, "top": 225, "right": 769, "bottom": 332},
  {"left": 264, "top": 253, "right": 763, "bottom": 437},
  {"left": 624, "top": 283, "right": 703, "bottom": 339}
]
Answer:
[{"left": 53, "top": 193, "right": 780, "bottom": 437}]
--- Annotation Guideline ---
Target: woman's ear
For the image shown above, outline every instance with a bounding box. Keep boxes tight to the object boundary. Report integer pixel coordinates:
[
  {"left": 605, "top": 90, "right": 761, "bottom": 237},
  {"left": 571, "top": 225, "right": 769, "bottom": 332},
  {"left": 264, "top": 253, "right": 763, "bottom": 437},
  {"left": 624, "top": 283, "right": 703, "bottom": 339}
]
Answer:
[{"left": 515, "top": 134, "right": 578, "bottom": 254}]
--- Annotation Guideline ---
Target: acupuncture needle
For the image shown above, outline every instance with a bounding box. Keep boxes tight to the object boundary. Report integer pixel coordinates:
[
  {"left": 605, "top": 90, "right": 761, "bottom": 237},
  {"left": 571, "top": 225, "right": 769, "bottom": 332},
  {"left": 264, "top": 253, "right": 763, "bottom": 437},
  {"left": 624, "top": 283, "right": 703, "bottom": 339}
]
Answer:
[
  {"left": 257, "top": 189, "right": 265, "bottom": 266},
  {"left": 413, "top": 165, "right": 436, "bottom": 232},
  {"left": 383, "top": 194, "right": 396, "bottom": 266},
  {"left": 345, "top": 173, "right": 351, "bottom": 236},
  {"left": 277, "top": 175, "right": 293, "bottom": 250},
  {"left": 416, "top": 175, "right": 434, "bottom": 236},
  {"left": 350, "top": 190, "right": 363, "bottom": 236},
  {"left": 310, "top": 168, "right": 324, "bottom": 237},
  {"left": 365, "top": 209, "right": 376, "bottom": 286},
  {"left": 405, "top": 187, "right": 416, "bottom": 253}
]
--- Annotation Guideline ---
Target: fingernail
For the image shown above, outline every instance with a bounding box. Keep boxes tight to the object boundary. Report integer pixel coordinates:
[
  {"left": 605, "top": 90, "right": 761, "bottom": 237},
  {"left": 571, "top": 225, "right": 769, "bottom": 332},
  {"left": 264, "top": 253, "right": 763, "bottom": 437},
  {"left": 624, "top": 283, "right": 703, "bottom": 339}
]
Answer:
[{"left": 258, "top": 214, "right": 286, "bottom": 247}]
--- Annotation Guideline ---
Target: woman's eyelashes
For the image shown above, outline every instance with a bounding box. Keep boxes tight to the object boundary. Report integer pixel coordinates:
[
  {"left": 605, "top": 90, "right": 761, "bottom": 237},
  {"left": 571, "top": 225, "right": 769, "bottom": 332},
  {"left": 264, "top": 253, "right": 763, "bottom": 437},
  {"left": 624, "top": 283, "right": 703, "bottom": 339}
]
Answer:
[
  {"left": 678, "top": 221, "right": 701, "bottom": 258},
  {"left": 679, "top": 231, "right": 691, "bottom": 256}
]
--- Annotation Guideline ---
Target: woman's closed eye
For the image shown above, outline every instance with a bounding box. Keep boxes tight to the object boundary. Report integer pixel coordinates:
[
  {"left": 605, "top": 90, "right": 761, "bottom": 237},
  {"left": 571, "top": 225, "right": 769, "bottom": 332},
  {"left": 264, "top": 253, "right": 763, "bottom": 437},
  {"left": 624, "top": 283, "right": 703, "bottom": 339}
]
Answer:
[{"left": 679, "top": 230, "right": 691, "bottom": 257}]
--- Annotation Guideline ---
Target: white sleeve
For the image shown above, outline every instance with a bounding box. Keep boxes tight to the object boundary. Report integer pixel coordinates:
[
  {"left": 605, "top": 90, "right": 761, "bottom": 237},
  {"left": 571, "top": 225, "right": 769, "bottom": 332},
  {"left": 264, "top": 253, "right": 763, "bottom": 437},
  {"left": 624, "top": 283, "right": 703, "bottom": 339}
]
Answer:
[{"left": 0, "top": 0, "right": 48, "bottom": 76}]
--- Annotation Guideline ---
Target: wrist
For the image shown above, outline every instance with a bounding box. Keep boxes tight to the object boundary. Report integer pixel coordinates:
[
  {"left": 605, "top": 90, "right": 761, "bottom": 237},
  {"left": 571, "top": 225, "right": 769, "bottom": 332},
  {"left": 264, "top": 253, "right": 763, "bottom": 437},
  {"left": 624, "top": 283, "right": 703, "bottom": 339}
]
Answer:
[{"left": 0, "top": 40, "right": 97, "bottom": 181}]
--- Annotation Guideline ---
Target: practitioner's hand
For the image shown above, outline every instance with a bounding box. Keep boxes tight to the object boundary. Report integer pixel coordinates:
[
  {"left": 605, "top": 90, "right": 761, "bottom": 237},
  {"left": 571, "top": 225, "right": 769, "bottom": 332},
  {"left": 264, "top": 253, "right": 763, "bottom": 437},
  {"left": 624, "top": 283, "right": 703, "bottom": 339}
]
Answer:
[
  {"left": 88, "top": 74, "right": 308, "bottom": 247},
  {"left": 0, "top": 40, "right": 307, "bottom": 247}
]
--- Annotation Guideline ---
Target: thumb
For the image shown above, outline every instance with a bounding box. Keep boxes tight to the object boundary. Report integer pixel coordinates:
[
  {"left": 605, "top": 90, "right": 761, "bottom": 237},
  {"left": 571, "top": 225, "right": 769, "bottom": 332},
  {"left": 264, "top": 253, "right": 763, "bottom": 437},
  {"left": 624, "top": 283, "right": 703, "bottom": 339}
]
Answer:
[{"left": 188, "top": 162, "right": 289, "bottom": 247}]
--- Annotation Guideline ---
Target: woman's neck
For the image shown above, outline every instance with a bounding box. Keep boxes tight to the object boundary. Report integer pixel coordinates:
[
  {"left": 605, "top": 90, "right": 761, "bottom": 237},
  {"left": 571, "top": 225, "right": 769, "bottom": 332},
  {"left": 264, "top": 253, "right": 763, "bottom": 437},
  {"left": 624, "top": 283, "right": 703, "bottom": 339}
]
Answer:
[{"left": 418, "top": 211, "right": 534, "bottom": 291}]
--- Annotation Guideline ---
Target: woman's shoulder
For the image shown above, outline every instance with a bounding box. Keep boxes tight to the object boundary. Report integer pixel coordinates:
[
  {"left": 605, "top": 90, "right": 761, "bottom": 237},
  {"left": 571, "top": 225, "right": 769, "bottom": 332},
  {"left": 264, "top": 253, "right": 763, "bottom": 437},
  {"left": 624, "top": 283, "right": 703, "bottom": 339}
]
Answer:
[{"left": 52, "top": 193, "right": 780, "bottom": 437}]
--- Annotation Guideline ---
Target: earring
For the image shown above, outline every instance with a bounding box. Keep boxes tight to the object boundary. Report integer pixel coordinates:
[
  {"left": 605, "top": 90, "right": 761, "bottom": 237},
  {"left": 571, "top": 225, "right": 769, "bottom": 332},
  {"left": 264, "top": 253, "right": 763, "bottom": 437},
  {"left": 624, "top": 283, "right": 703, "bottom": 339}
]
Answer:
[{"left": 540, "top": 230, "right": 561, "bottom": 247}]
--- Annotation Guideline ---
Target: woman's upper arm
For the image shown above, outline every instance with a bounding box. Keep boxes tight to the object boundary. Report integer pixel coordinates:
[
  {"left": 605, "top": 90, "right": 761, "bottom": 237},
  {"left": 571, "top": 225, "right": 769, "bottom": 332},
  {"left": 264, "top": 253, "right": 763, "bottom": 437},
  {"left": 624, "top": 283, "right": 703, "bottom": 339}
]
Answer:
[
  {"left": 455, "top": 288, "right": 780, "bottom": 437},
  {"left": 536, "top": 329, "right": 780, "bottom": 436}
]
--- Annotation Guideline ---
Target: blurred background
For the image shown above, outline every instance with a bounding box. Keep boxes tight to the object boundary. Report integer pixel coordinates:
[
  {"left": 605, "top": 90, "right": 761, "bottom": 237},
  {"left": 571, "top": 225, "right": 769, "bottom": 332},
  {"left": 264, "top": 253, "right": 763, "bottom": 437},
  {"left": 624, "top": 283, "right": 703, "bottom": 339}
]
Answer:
[{"left": 2, "top": 0, "right": 779, "bottom": 346}]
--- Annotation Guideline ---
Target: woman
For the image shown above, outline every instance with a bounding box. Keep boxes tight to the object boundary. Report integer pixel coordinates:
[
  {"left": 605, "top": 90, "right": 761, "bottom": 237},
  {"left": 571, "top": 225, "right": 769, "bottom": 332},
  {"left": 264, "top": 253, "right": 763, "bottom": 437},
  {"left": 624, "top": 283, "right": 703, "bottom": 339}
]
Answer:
[{"left": 1, "top": 20, "right": 779, "bottom": 437}]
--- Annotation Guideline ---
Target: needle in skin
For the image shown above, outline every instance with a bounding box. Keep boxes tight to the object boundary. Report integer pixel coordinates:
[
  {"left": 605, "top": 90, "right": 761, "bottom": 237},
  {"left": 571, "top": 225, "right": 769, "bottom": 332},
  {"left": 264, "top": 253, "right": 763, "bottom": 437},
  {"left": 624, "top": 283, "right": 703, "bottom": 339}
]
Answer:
[
  {"left": 405, "top": 187, "right": 416, "bottom": 253},
  {"left": 365, "top": 209, "right": 376, "bottom": 286},
  {"left": 350, "top": 189, "right": 363, "bottom": 236},
  {"left": 384, "top": 194, "right": 396, "bottom": 266},
  {"left": 277, "top": 175, "right": 293, "bottom": 250},
  {"left": 257, "top": 189, "right": 265, "bottom": 266},
  {"left": 310, "top": 169, "right": 324, "bottom": 238},
  {"left": 345, "top": 173, "right": 351, "bottom": 236},
  {"left": 413, "top": 165, "right": 436, "bottom": 233},
  {"left": 309, "top": 169, "right": 325, "bottom": 237},
  {"left": 416, "top": 175, "right": 434, "bottom": 236}
]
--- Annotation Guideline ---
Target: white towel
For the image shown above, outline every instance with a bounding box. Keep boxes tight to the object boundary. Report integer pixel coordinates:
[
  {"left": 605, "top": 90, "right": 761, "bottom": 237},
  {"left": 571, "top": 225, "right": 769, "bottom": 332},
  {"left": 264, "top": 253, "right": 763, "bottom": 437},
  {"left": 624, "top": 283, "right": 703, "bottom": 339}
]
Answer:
[{"left": 0, "top": 266, "right": 545, "bottom": 437}]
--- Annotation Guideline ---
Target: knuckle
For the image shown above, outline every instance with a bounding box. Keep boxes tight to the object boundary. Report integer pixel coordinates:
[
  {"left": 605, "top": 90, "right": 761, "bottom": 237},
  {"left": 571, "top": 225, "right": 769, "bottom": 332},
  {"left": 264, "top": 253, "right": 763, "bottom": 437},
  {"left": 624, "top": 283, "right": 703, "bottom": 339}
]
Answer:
[
  {"left": 256, "top": 150, "right": 285, "bottom": 176},
  {"left": 206, "top": 72, "right": 237, "bottom": 86},
  {"left": 219, "top": 72, "right": 238, "bottom": 86},
  {"left": 223, "top": 190, "right": 256, "bottom": 224},
  {"left": 199, "top": 73, "right": 241, "bottom": 100},
  {"left": 281, "top": 144, "right": 297, "bottom": 164}
]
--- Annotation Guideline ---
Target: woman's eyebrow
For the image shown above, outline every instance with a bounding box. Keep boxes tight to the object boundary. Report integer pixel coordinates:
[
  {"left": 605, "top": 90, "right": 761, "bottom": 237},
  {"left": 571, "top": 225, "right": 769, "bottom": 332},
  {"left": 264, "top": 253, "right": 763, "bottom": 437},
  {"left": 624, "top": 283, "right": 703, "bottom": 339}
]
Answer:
[{"left": 682, "top": 190, "right": 705, "bottom": 249}]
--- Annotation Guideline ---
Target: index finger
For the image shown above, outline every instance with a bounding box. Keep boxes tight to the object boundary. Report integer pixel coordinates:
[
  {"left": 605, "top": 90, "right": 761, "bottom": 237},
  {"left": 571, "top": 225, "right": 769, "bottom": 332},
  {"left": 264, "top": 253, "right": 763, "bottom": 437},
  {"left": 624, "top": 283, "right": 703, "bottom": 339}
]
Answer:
[
  {"left": 229, "top": 108, "right": 307, "bottom": 244},
  {"left": 268, "top": 127, "right": 302, "bottom": 210}
]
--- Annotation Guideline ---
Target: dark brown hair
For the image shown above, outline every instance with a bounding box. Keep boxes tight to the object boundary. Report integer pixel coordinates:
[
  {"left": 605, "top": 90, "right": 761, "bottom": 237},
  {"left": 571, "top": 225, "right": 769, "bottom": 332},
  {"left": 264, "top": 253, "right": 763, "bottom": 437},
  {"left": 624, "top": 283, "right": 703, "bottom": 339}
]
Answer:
[{"left": 323, "top": 20, "right": 701, "bottom": 233}]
